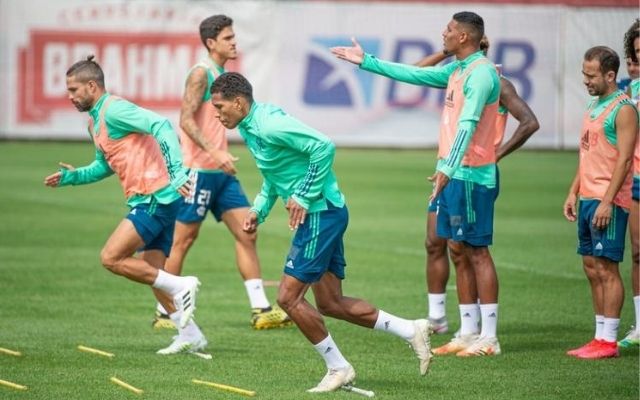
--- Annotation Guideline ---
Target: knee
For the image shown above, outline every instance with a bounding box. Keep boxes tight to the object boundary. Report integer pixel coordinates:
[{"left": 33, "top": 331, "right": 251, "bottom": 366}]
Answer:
[
  {"left": 316, "top": 300, "right": 341, "bottom": 318},
  {"left": 173, "top": 231, "right": 198, "bottom": 251},
  {"left": 426, "top": 236, "right": 446, "bottom": 258},
  {"left": 448, "top": 242, "right": 465, "bottom": 265},
  {"left": 277, "top": 292, "right": 298, "bottom": 314},
  {"left": 99, "top": 248, "right": 122, "bottom": 273}
]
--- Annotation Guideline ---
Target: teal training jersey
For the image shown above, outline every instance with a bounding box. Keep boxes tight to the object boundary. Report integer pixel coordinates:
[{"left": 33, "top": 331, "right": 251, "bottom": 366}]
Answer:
[
  {"left": 587, "top": 90, "right": 636, "bottom": 146},
  {"left": 59, "top": 93, "right": 188, "bottom": 207},
  {"left": 237, "top": 102, "right": 345, "bottom": 224},
  {"left": 360, "top": 51, "right": 500, "bottom": 185}
]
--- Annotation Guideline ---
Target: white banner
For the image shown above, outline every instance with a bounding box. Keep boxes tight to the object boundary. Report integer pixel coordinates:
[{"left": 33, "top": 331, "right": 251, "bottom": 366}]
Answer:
[{"left": 0, "top": 0, "right": 634, "bottom": 149}]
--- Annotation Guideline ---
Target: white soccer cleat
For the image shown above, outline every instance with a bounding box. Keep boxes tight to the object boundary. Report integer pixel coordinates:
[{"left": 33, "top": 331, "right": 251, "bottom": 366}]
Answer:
[
  {"left": 156, "top": 334, "right": 208, "bottom": 355},
  {"left": 307, "top": 364, "right": 356, "bottom": 393},
  {"left": 408, "top": 319, "right": 433, "bottom": 376},
  {"left": 174, "top": 276, "right": 200, "bottom": 328}
]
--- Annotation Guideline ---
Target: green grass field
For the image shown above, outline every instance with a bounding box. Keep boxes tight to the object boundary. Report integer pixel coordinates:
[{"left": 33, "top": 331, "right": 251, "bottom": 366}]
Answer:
[{"left": 0, "top": 142, "right": 638, "bottom": 399}]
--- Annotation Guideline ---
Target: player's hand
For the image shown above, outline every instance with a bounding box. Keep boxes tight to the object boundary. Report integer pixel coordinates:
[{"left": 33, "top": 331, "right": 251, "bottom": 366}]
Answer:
[
  {"left": 44, "top": 162, "right": 75, "bottom": 187},
  {"left": 562, "top": 193, "right": 578, "bottom": 222},
  {"left": 177, "top": 178, "right": 193, "bottom": 198},
  {"left": 592, "top": 200, "right": 612, "bottom": 230},
  {"left": 243, "top": 211, "right": 259, "bottom": 233},
  {"left": 330, "top": 37, "right": 365, "bottom": 65},
  {"left": 285, "top": 197, "right": 307, "bottom": 231},
  {"left": 429, "top": 172, "right": 450, "bottom": 203},
  {"left": 210, "top": 150, "right": 239, "bottom": 175}
]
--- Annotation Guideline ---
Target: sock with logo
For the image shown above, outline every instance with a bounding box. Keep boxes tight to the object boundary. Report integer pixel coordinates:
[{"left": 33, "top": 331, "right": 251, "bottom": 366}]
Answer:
[
  {"left": 602, "top": 317, "right": 620, "bottom": 343},
  {"left": 428, "top": 293, "right": 446, "bottom": 320},
  {"left": 479, "top": 303, "right": 498, "bottom": 338},
  {"left": 244, "top": 279, "right": 270, "bottom": 309},
  {"left": 459, "top": 304, "right": 480, "bottom": 336},
  {"left": 313, "top": 334, "right": 350, "bottom": 369},
  {"left": 634, "top": 296, "right": 640, "bottom": 329},
  {"left": 373, "top": 310, "right": 415, "bottom": 340},
  {"left": 152, "top": 270, "right": 186, "bottom": 296},
  {"left": 595, "top": 314, "right": 605, "bottom": 340}
]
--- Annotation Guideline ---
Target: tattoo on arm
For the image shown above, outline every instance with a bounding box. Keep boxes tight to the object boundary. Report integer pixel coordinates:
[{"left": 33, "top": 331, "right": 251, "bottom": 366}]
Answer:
[{"left": 180, "top": 67, "right": 211, "bottom": 151}]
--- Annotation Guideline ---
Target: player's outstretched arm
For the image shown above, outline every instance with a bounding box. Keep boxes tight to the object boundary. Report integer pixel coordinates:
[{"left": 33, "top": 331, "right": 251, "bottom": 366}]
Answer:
[
  {"left": 330, "top": 37, "right": 365, "bottom": 65},
  {"left": 496, "top": 78, "right": 540, "bottom": 162},
  {"left": 44, "top": 162, "right": 75, "bottom": 187}
]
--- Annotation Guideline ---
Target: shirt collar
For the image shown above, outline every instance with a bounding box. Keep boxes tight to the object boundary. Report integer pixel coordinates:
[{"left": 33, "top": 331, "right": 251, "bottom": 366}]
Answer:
[
  {"left": 89, "top": 93, "right": 109, "bottom": 121},
  {"left": 596, "top": 89, "right": 622, "bottom": 105},
  {"left": 238, "top": 101, "right": 258, "bottom": 130},
  {"left": 456, "top": 50, "right": 485, "bottom": 70}
]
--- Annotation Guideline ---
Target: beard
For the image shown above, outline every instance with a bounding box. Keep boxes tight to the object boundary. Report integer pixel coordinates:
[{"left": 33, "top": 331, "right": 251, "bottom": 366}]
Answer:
[{"left": 72, "top": 98, "right": 92, "bottom": 112}]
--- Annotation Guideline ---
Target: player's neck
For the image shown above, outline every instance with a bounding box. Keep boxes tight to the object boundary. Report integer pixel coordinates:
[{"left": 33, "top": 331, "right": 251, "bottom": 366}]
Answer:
[
  {"left": 455, "top": 46, "right": 478, "bottom": 61},
  {"left": 598, "top": 85, "right": 618, "bottom": 100},
  {"left": 209, "top": 52, "right": 227, "bottom": 68}
]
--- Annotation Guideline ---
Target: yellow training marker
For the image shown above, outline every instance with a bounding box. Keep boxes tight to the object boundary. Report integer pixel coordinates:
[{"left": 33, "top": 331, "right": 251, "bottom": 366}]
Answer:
[
  {"left": 0, "top": 379, "right": 27, "bottom": 391},
  {"left": 77, "top": 345, "right": 115, "bottom": 358},
  {"left": 192, "top": 379, "right": 256, "bottom": 397},
  {"left": 0, "top": 347, "right": 22, "bottom": 357},
  {"left": 110, "top": 377, "right": 143, "bottom": 395}
]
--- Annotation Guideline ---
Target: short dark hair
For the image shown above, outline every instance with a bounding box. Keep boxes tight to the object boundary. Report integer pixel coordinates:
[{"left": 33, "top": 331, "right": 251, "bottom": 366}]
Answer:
[
  {"left": 584, "top": 46, "right": 620, "bottom": 77},
  {"left": 210, "top": 72, "right": 254, "bottom": 103},
  {"left": 453, "top": 11, "right": 484, "bottom": 44},
  {"left": 199, "top": 15, "right": 233, "bottom": 51},
  {"left": 623, "top": 19, "right": 639, "bottom": 62},
  {"left": 66, "top": 55, "right": 105, "bottom": 88}
]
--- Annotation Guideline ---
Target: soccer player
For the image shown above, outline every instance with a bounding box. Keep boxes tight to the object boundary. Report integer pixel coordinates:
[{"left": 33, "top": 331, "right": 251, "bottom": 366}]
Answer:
[
  {"left": 152, "top": 15, "right": 291, "bottom": 331},
  {"left": 414, "top": 37, "right": 539, "bottom": 344},
  {"left": 43, "top": 56, "right": 207, "bottom": 354},
  {"left": 210, "top": 72, "right": 432, "bottom": 392},
  {"left": 619, "top": 19, "right": 640, "bottom": 348},
  {"left": 333, "top": 11, "right": 504, "bottom": 356},
  {"left": 563, "top": 46, "right": 638, "bottom": 359}
]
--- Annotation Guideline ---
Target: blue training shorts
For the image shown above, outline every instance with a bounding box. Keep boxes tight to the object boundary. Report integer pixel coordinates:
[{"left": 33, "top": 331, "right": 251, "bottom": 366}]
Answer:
[
  {"left": 577, "top": 199, "right": 629, "bottom": 262},
  {"left": 436, "top": 178, "right": 497, "bottom": 247},
  {"left": 633, "top": 176, "right": 639, "bottom": 202},
  {"left": 284, "top": 202, "right": 348, "bottom": 284},
  {"left": 126, "top": 199, "right": 181, "bottom": 256},
  {"left": 177, "top": 170, "right": 250, "bottom": 223}
]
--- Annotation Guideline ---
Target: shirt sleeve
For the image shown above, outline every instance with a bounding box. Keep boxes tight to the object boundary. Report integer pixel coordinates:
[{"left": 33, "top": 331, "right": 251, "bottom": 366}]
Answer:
[
  {"left": 262, "top": 109, "right": 336, "bottom": 210},
  {"left": 104, "top": 100, "right": 188, "bottom": 190},
  {"left": 58, "top": 148, "right": 114, "bottom": 186},
  {"left": 438, "top": 65, "right": 497, "bottom": 177},
  {"left": 360, "top": 53, "right": 455, "bottom": 88},
  {"left": 250, "top": 179, "right": 279, "bottom": 224}
]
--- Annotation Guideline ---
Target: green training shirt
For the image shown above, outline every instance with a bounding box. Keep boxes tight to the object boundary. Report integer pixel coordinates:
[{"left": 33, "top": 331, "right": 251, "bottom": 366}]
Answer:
[
  {"left": 237, "top": 102, "right": 345, "bottom": 224},
  {"left": 59, "top": 93, "right": 188, "bottom": 207},
  {"left": 587, "top": 90, "right": 636, "bottom": 146}
]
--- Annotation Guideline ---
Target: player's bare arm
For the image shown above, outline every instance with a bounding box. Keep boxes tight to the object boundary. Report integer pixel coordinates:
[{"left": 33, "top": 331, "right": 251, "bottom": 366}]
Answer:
[
  {"left": 496, "top": 78, "right": 540, "bottom": 162},
  {"left": 592, "top": 104, "right": 638, "bottom": 229},
  {"left": 563, "top": 170, "right": 580, "bottom": 222},
  {"left": 43, "top": 162, "right": 75, "bottom": 187}
]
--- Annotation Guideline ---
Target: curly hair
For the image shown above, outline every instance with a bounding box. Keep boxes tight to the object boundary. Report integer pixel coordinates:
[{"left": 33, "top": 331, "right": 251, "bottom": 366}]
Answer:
[
  {"left": 210, "top": 72, "right": 253, "bottom": 103},
  {"left": 623, "top": 18, "right": 639, "bottom": 62}
]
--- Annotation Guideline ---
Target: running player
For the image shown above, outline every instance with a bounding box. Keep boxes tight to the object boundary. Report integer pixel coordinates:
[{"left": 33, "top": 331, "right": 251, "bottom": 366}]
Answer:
[
  {"left": 210, "top": 72, "right": 432, "bottom": 392},
  {"left": 44, "top": 56, "right": 206, "bottom": 355}
]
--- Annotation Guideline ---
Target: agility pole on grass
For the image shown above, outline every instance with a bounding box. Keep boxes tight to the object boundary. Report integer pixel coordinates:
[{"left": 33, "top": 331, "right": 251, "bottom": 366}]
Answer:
[
  {"left": 110, "top": 377, "right": 143, "bottom": 395},
  {"left": 192, "top": 378, "right": 256, "bottom": 397},
  {"left": 0, "top": 347, "right": 22, "bottom": 357},
  {"left": 342, "top": 384, "right": 375, "bottom": 397},
  {"left": 77, "top": 345, "right": 115, "bottom": 358},
  {"left": 0, "top": 379, "right": 28, "bottom": 391}
]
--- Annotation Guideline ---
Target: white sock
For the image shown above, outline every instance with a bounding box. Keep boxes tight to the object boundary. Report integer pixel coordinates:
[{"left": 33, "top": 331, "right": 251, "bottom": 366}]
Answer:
[
  {"left": 428, "top": 293, "right": 446, "bottom": 320},
  {"left": 152, "top": 270, "right": 185, "bottom": 296},
  {"left": 459, "top": 304, "right": 480, "bottom": 336},
  {"left": 602, "top": 317, "right": 620, "bottom": 343},
  {"left": 373, "top": 310, "right": 415, "bottom": 340},
  {"left": 313, "top": 334, "right": 349, "bottom": 369},
  {"left": 479, "top": 303, "right": 498, "bottom": 338},
  {"left": 244, "top": 279, "right": 270, "bottom": 309},
  {"left": 156, "top": 303, "right": 168, "bottom": 315},
  {"left": 169, "top": 312, "right": 203, "bottom": 341},
  {"left": 634, "top": 296, "right": 640, "bottom": 329},
  {"left": 595, "top": 314, "right": 605, "bottom": 340}
]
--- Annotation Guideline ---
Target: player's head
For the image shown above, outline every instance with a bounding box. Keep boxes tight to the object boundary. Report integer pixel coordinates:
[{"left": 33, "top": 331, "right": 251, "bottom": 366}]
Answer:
[
  {"left": 200, "top": 15, "right": 237, "bottom": 61},
  {"left": 210, "top": 72, "right": 254, "bottom": 129},
  {"left": 65, "top": 55, "right": 105, "bottom": 112},
  {"left": 626, "top": 57, "right": 640, "bottom": 80},
  {"left": 443, "top": 11, "right": 484, "bottom": 55},
  {"left": 623, "top": 19, "right": 639, "bottom": 63},
  {"left": 582, "top": 46, "right": 620, "bottom": 96}
]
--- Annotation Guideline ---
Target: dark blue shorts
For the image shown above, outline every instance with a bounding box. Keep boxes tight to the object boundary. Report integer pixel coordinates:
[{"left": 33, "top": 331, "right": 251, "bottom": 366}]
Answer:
[
  {"left": 284, "top": 202, "right": 348, "bottom": 284},
  {"left": 577, "top": 199, "right": 629, "bottom": 262},
  {"left": 126, "top": 199, "right": 180, "bottom": 256},
  {"left": 436, "top": 178, "right": 497, "bottom": 247},
  {"left": 633, "top": 176, "right": 639, "bottom": 202},
  {"left": 177, "top": 170, "right": 250, "bottom": 223}
]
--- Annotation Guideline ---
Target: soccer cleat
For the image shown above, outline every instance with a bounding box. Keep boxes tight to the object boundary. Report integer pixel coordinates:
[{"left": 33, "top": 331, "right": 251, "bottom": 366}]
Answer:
[
  {"left": 574, "top": 339, "right": 619, "bottom": 359},
  {"left": 151, "top": 311, "right": 176, "bottom": 330},
  {"left": 433, "top": 334, "right": 479, "bottom": 355},
  {"left": 408, "top": 319, "right": 433, "bottom": 376},
  {"left": 251, "top": 306, "right": 294, "bottom": 330},
  {"left": 428, "top": 316, "right": 449, "bottom": 334},
  {"left": 174, "top": 276, "right": 200, "bottom": 328},
  {"left": 307, "top": 364, "right": 356, "bottom": 393},
  {"left": 618, "top": 327, "right": 640, "bottom": 348},
  {"left": 456, "top": 336, "right": 501, "bottom": 357},
  {"left": 156, "top": 334, "right": 208, "bottom": 355},
  {"left": 567, "top": 339, "right": 601, "bottom": 357}
]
